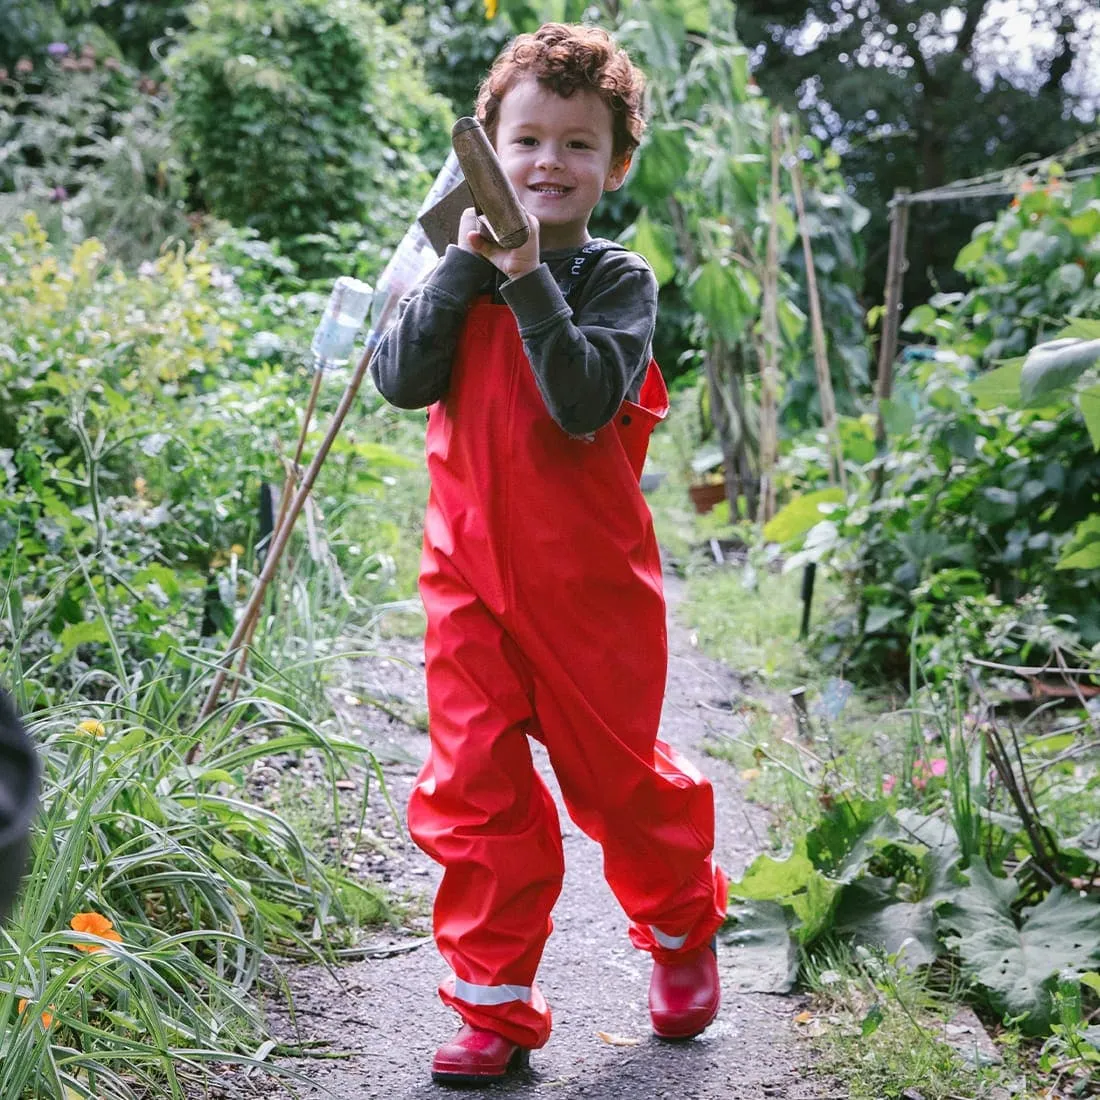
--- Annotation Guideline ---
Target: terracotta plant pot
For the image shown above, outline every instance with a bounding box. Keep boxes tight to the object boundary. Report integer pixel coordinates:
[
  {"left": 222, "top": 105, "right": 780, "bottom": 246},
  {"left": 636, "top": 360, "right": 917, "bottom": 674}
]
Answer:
[{"left": 688, "top": 480, "right": 727, "bottom": 514}]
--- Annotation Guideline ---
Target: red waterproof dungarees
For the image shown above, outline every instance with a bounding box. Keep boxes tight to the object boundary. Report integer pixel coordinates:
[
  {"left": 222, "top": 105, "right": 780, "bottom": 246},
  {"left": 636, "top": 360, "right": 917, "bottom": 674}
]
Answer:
[{"left": 408, "top": 292, "right": 728, "bottom": 1050}]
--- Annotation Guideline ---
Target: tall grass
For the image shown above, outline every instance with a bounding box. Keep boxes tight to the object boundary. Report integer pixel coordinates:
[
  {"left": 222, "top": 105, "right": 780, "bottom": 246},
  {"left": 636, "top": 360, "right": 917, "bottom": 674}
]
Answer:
[{"left": 1, "top": 579, "right": 390, "bottom": 1098}]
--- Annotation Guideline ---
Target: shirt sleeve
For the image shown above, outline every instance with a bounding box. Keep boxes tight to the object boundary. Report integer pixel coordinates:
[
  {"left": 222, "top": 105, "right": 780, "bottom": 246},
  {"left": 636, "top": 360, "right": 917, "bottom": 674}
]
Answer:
[
  {"left": 499, "top": 250, "right": 659, "bottom": 436},
  {"left": 369, "top": 246, "right": 494, "bottom": 410}
]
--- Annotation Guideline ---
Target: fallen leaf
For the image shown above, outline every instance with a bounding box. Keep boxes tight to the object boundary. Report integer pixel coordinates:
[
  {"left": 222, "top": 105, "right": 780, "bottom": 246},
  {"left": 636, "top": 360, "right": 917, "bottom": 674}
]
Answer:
[
  {"left": 596, "top": 1031, "right": 640, "bottom": 1047},
  {"left": 740, "top": 767, "right": 761, "bottom": 781},
  {"left": 793, "top": 1011, "right": 813, "bottom": 1024}
]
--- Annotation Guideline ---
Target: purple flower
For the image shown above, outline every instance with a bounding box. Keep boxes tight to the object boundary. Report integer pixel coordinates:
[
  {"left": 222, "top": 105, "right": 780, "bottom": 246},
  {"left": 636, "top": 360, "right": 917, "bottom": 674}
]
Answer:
[
  {"left": 47, "top": 42, "right": 70, "bottom": 57},
  {"left": 50, "top": 186, "right": 68, "bottom": 203}
]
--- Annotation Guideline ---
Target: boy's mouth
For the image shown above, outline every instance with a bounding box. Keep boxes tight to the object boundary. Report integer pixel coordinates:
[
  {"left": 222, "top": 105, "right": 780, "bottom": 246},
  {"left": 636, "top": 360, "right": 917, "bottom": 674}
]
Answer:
[{"left": 529, "top": 183, "right": 573, "bottom": 196}]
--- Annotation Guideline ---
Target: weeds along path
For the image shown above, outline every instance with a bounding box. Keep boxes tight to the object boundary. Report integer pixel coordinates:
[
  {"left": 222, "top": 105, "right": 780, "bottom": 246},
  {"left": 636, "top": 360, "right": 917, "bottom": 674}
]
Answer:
[{"left": 245, "top": 576, "right": 833, "bottom": 1100}]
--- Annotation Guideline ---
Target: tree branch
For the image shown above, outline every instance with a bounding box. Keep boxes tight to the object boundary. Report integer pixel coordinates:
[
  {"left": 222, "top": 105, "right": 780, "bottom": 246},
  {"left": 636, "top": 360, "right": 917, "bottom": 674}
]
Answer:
[
  {"left": 955, "top": 0, "right": 990, "bottom": 57},
  {"left": 1044, "top": 11, "right": 1078, "bottom": 92}
]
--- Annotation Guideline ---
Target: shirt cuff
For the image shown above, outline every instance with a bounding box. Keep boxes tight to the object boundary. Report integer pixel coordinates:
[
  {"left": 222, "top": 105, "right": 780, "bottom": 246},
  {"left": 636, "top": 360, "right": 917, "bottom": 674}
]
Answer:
[
  {"left": 423, "top": 246, "right": 494, "bottom": 305},
  {"left": 500, "top": 263, "right": 571, "bottom": 332}
]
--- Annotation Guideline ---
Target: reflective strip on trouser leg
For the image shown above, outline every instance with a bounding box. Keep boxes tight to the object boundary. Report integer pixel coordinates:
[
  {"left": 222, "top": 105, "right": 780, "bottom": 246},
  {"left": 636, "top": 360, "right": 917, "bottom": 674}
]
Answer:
[
  {"left": 453, "top": 979, "right": 533, "bottom": 1006},
  {"left": 411, "top": 567, "right": 561, "bottom": 1049},
  {"left": 650, "top": 927, "right": 688, "bottom": 950}
]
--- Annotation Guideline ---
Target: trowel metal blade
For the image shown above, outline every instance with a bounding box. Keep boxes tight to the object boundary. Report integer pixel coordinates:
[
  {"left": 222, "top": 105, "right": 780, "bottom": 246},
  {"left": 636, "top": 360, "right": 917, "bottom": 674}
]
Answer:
[{"left": 418, "top": 181, "right": 474, "bottom": 257}]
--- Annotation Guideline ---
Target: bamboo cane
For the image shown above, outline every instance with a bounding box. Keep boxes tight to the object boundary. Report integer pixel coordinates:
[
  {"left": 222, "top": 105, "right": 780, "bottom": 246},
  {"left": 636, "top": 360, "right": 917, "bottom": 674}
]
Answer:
[
  {"left": 786, "top": 134, "right": 847, "bottom": 493},
  {"left": 227, "top": 368, "right": 325, "bottom": 701},
  {"left": 874, "top": 191, "right": 911, "bottom": 445},
  {"left": 190, "top": 320, "right": 391, "bottom": 748},
  {"left": 757, "top": 116, "right": 782, "bottom": 524}
]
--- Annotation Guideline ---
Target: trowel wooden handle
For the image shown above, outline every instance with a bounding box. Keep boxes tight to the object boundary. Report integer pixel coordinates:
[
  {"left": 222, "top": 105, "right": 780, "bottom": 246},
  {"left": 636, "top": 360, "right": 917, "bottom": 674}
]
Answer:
[{"left": 452, "top": 117, "right": 531, "bottom": 251}]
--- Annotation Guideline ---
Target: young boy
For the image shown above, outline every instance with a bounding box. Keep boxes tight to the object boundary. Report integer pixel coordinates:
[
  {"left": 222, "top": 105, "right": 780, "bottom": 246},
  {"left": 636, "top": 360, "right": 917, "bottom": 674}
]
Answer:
[{"left": 371, "top": 23, "right": 728, "bottom": 1084}]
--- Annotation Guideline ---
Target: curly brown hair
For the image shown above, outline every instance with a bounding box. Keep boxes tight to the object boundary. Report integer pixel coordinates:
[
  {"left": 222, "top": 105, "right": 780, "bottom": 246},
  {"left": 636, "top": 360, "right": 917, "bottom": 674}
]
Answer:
[{"left": 475, "top": 23, "right": 647, "bottom": 164}]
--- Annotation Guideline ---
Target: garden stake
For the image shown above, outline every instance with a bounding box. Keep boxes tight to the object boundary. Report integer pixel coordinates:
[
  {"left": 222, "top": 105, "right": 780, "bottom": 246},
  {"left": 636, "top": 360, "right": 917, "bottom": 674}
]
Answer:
[
  {"left": 786, "top": 131, "right": 847, "bottom": 493},
  {"left": 874, "top": 191, "right": 911, "bottom": 446},
  {"left": 757, "top": 115, "right": 781, "bottom": 525},
  {"left": 191, "top": 305, "right": 396, "bottom": 744},
  {"left": 229, "top": 370, "right": 325, "bottom": 698}
]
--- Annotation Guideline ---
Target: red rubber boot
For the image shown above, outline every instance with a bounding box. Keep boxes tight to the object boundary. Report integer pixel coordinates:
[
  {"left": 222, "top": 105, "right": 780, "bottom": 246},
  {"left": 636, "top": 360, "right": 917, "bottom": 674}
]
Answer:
[
  {"left": 648, "top": 937, "right": 720, "bottom": 1039},
  {"left": 431, "top": 1024, "right": 530, "bottom": 1086}
]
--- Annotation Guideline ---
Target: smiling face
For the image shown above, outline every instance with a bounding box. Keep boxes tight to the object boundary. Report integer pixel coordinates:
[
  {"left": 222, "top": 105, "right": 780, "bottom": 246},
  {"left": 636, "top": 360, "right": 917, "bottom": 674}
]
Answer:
[{"left": 494, "top": 76, "right": 630, "bottom": 251}]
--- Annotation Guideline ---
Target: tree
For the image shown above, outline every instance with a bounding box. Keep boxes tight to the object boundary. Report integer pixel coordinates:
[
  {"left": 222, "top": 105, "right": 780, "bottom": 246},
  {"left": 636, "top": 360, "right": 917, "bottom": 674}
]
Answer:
[{"left": 735, "top": 0, "right": 1098, "bottom": 304}]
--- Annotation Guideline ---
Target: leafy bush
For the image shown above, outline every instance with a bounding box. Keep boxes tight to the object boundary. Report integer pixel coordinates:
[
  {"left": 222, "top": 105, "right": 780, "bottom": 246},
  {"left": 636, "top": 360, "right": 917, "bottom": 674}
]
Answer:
[
  {"left": 729, "top": 797, "right": 1100, "bottom": 1033},
  {"left": 768, "top": 175, "right": 1100, "bottom": 678},
  {"left": 0, "top": 46, "right": 189, "bottom": 264},
  {"left": 903, "top": 172, "right": 1100, "bottom": 367},
  {"left": 167, "top": 0, "right": 452, "bottom": 275},
  {"left": 0, "top": 214, "right": 414, "bottom": 691}
]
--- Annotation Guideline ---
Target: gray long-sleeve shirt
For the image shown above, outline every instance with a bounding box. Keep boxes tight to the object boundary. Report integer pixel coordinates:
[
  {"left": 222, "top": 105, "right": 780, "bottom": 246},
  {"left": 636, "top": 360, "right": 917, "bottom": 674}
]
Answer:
[{"left": 370, "top": 241, "right": 659, "bottom": 436}]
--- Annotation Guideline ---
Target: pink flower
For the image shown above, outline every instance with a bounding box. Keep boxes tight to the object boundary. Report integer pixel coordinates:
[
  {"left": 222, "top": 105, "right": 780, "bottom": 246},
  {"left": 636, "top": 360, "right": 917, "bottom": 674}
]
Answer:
[
  {"left": 929, "top": 758, "right": 947, "bottom": 778},
  {"left": 882, "top": 774, "right": 896, "bottom": 795}
]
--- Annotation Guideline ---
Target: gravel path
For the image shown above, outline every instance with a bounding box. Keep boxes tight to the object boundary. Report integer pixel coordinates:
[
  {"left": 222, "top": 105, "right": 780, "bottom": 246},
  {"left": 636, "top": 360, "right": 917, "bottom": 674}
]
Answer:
[{"left": 244, "top": 577, "right": 835, "bottom": 1099}]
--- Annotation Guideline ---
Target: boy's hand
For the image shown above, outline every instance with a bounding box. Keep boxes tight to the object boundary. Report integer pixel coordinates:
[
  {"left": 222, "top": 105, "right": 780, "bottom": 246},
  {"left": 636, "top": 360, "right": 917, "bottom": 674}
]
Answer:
[{"left": 460, "top": 207, "right": 541, "bottom": 282}]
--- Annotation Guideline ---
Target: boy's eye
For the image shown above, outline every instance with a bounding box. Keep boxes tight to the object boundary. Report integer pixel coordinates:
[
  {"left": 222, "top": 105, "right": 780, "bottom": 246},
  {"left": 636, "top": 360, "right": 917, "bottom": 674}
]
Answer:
[
  {"left": 569, "top": 141, "right": 591, "bottom": 149},
  {"left": 516, "top": 137, "right": 537, "bottom": 146}
]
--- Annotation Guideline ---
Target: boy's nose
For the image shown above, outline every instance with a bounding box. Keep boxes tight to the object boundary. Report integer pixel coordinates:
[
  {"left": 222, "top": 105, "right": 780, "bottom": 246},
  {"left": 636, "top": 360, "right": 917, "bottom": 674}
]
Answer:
[{"left": 535, "top": 145, "right": 564, "bottom": 170}]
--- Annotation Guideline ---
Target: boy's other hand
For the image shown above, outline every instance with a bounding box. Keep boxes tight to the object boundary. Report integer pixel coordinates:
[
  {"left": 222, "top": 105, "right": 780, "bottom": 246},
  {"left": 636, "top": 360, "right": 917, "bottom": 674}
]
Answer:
[{"left": 461, "top": 207, "right": 541, "bottom": 282}]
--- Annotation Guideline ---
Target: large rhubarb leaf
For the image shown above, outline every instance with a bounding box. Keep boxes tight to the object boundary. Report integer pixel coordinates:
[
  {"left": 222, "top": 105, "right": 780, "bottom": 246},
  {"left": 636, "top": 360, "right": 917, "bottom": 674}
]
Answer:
[
  {"left": 938, "top": 860, "right": 1100, "bottom": 1029},
  {"left": 730, "top": 838, "right": 841, "bottom": 944},
  {"left": 721, "top": 900, "right": 798, "bottom": 993},
  {"left": 835, "top": 827, "right": 960, "bottom": 968}
]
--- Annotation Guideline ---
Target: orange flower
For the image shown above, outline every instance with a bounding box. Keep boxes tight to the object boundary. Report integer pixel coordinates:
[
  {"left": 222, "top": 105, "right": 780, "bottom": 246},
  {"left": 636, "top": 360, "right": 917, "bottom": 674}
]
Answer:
[
  {"left": 18, "top": 998, "right": 55, "bottom": 1027},
  {"left": 70, "top": 911, "right": 123, "bottom": 952}
]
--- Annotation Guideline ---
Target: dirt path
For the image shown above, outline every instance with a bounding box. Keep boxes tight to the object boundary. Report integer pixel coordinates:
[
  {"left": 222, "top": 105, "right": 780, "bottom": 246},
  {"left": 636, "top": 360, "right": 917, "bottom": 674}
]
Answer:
[{"left": 249, "top": 578, "right": 835, "bottom": 1099}]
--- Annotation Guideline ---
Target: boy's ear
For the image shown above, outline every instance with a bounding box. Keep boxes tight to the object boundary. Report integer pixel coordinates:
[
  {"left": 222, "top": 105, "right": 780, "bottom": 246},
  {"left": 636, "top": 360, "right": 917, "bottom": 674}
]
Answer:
[{"left": 604, "top": 153, "right": 632, "bottom": 192}]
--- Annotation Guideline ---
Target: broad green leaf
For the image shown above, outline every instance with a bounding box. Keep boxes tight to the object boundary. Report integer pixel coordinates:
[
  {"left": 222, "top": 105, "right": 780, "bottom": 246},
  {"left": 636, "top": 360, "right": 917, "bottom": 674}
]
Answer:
[
  {"left": 865, "top": 605, "right": 905, "bottom": 634},
  {"left": 626, "top": 208, "right": 677, "bottom": 286},
  {"left": 1077, "top": 385, "right": 1100, "bottom": 450},
  {"left": 1056, "top": 515, "right": 1100, "bottom": 571},
  {"left": 1081, "top": 973, "right": 1100, "bottom": 997},
  {"left": 721, "top": 900, "right": 798, "bottom": 994},
  {"left": 861, "top": 1003, "right": 885, "bottom": 1037},
  {"left": 134, "top": 564, "right": 181, "bottom": 600},
  {"left": 954, "top": 233, "right": 989, "bottom": 272},
  {"left": 764, "top": 488, "right": 845, "bottom": 545},
  {"left": 59, "top": 619, "right": 110, "bottom": 652},
  {"left": 1060, "top": 317, "right": 1100, "bottom": 341},
  {"left": 880, "top": 396, "right": 916, "bottom": 435},
  {"left": 901, "top": 304, "right": 937, "bottom": 335},
  {"left": 836, "top": 834, "right": 960, "bottom": 969},
  {"left": 969, "top": 360, "right": 1024, "bottom": 411},
  {"left": 1020, "top": 338, "right": 1100, "bottom": 402},
  {"left": 1046, "top": 263, "right": 1085, "bottom": 298},
  {"left": 730, "top": 838, "right": 841, "bottom": 943},
  {"left": 938, "top": 859, "right": 1100, "bottom": 1029},
  {"left": 687, "top": 259, "right": 752, "bottom": 345},
  {"left": 632, "top": 124, "right": 690, "bottom": 201}
]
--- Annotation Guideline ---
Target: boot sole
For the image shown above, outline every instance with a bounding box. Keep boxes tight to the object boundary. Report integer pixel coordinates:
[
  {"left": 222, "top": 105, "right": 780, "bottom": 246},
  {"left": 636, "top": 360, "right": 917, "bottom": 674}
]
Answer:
[
  {"left": 431, "top": 1047, "right": 530, "bottom": 1086},
  {"left": 652, "top": 999, "right": 720, "bottom": 1041}
]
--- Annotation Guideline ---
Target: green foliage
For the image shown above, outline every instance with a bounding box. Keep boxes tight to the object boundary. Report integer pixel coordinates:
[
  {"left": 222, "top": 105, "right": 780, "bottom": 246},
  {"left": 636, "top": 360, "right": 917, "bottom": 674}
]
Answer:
[
  {"left": 0, "top": 215, "right": 412, "bottom": 688},
  {"left": 731, "top": 797, "right": 1100, "bottom": 1031},
  {"left": 0, "top": 633, "right": 385, "bottom": 1098},
  {"left": 735, "top": 0, "right": 1092, "bottom": 305},
  {"left": 772, "top": 178, "right": 1100, "bottom": 678},
  {"left": 0, "top": 49, "right": 189, "bottom": 264},
  {"left": 167, "top": 0, "right": 452, "bottom": 276},
  {"left": 938, "top": 862, "right": 1100, "bottom": 1032},
  {"left": 905, "top": 174, "right": 1100, "bottom": 367}
]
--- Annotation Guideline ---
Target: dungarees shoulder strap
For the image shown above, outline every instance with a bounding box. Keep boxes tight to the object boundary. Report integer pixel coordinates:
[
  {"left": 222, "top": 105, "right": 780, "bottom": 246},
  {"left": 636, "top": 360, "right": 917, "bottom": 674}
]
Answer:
[{"left": 558, "top": 239, "right": 625, "bottom": 305}]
